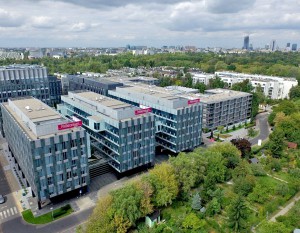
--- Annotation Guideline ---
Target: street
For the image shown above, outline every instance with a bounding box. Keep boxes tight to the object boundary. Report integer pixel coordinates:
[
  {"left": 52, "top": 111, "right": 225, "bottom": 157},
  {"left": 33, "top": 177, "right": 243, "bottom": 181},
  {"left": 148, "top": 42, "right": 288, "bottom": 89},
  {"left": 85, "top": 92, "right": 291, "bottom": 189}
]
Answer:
[
  {"left": 0, "top": 145, "right": 21, "bottom": 233},
  {"left": 249, "top": 112, "right": 270, "bottom": 145}
]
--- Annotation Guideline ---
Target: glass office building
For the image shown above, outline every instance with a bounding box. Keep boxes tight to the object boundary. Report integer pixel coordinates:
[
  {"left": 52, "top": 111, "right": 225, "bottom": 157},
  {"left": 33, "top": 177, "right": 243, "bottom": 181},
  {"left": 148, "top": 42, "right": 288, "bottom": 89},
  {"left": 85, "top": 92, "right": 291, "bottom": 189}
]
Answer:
[
  {"left": 108, "top": 85, "right": 203, "bottom": 153},
  {"left": 58, "top": 91, "right": 156, "bottom": 173},
  {"left": 1, "top": 97, "right": 90, "bottom": 207}
]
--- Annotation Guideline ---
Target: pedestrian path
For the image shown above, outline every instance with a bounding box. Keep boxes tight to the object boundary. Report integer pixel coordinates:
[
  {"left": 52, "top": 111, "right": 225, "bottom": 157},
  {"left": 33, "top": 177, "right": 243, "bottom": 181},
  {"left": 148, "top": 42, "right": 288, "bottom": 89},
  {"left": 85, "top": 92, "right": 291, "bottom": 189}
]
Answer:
[{"left": 0, "top": 206, "right": 19, "bottom": 221}]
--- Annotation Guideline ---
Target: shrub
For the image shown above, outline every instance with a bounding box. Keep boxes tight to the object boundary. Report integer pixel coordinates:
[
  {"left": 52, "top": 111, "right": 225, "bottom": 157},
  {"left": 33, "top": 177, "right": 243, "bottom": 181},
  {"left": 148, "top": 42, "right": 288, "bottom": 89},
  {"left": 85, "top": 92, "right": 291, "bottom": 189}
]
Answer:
[{"left": 251, "top": 164, "right": 266, "bottom": 176}]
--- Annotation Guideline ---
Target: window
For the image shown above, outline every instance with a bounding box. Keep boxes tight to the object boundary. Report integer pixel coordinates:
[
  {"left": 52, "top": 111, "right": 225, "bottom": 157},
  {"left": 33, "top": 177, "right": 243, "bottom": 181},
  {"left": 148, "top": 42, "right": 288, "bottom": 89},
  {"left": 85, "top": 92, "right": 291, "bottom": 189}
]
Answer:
[
  {"left": 67, "top": 171, "right": 71, "bottom": 179},
  {"left": 63, "top": 152, "right": 67, "bottom": 160},
  {"left": 47, "top": 177, "right": 53, "bottom": 185}
]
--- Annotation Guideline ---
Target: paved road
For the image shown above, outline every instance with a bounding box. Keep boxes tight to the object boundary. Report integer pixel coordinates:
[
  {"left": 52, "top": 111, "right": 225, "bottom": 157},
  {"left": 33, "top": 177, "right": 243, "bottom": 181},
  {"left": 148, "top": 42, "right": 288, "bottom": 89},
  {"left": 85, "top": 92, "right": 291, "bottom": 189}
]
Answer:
[
  {"left": 250, "top": 112, "right": 270, "bottom": 145},
  {"left": 0, "top": 148, "right": 21, "bottom": 233},
  {"left": 2, "top": 207, "right": 93, "bottom": 233}
]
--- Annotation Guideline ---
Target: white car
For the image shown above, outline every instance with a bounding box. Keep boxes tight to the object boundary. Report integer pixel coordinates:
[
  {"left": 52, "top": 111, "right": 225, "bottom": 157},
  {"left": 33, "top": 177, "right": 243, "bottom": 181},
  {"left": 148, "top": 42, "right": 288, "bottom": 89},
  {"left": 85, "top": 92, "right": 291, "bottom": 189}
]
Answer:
[{"left": 0, "top": 195, "right": 5, "bottom": 204}]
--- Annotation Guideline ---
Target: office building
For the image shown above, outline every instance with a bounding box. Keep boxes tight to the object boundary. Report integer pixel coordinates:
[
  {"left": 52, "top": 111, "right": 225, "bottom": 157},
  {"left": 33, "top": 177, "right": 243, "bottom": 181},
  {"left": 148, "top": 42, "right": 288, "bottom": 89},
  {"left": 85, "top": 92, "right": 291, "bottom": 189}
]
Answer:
[
  {"left": 243, "top": 36, "right": 250, "bottom": 50},
  {"left": 271, "top": 39, "right": 276, "bottom": 51},
  {"left": 65, "top": 75, "right": 123, "bottom": 96},
  {"left": 292, "top": 44, "right": 297, "bottom": 51},
  {"left": 0, "top": 64, "right": 61, "bottom": 106},
  {"left": 185, "top": 89, "right": 252, "bottom": 130},
  {"left": 58, "top": 91, "right": 156, "bottom": 173},
  {"left": 0, "top": 65, "right": 62, "bottom": 135},
  {"left": 109, "top": 85, "right": 203, "bottom": 153},
  {"left": 1, "top": 97, "right": 90, "bottom": 207},
  {"left": 215, "top": 71, "right": 298, "bottom": 99}
]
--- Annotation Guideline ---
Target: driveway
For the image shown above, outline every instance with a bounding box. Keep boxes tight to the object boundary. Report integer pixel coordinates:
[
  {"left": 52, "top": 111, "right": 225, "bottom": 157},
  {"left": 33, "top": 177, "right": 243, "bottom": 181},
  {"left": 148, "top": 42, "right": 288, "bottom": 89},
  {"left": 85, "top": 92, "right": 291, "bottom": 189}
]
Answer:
[{"left": 250, "top": 112, "right": 270, "bottom": 145}]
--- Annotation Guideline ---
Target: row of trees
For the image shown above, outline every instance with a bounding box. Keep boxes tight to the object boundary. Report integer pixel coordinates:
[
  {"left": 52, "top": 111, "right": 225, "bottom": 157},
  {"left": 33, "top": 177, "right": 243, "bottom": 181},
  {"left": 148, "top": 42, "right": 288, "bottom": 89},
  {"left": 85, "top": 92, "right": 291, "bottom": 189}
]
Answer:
[
  {"left": 2, "top": 51, "right": 300, "bottom": 81},
  {"left": 85, "top": 142, "right": 259, "bottom": 233}
]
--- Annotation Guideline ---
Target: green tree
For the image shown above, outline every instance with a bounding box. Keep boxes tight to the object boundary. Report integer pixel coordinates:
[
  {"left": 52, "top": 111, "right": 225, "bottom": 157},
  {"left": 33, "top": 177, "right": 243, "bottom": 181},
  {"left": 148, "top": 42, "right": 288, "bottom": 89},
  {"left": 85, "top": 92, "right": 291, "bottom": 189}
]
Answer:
[
  {"left": 170, "top": 152, "right": 206, "bottom": 198},
  {"left": 110, "top": 183, "right": 143, "bottom": 229},
  {"left": 206, "top": 197, "right": 221, "bottom": 216},
  {"left": 257, "top": 221, "right": 291, "bottom": 233},
  {"left": 289, "top": 85, "right": 300, "bottom": 99},
  {"left": 145, "top": 162, "right": 179, "bottom": 207},
  {"left": 207, "top": 76, "right": 226, "bottom": 89},
  {"left": 205, "top": 151, "right": 227, "bottom": 183},
  {"left": 269, "top": 128, "right": 285, "bottom": 158},
  {"left": 182, "top": 213, "right": 204, "bottom": 231},
  {"left": 86, "top": 195, "right": 114, "bottom": 233},
  {"left": 191, "top": 193, "right": 202, "bottom": 211},
  {"left": 228, "top": 195, "right": 249, "bottom": 232}
]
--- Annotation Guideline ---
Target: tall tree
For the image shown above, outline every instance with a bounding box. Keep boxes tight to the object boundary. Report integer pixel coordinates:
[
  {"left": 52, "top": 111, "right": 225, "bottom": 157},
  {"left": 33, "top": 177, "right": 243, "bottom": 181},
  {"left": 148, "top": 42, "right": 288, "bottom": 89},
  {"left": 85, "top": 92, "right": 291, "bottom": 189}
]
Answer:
[
  {"left": 144, "top": 162, "right": 179, "bottom": 207},
  {"left": 228, "top": 195, "right": 249, "bottom": 232},
  {"left": 268, "top": 128, "right": 285, "bottom": 158}
]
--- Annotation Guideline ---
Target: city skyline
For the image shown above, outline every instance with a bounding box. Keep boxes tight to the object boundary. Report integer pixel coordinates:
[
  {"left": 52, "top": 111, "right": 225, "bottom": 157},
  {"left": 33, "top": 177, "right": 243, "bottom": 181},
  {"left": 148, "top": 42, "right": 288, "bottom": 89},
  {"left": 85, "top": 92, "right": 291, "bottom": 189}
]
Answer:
[{"left": 0, "top": 0, "right": 300, "bottom": 48}]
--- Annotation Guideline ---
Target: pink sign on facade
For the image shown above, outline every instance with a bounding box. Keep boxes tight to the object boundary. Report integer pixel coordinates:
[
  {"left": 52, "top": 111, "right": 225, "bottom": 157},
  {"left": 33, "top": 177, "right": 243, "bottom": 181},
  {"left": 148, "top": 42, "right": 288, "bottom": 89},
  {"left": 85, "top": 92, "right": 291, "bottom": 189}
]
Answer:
[
  {"left": 58, "top": 121, "right": 82, "bottom": 130},
  {"left": 134, "top": 108, "right": 152, "bottom": 115},
  {"left": 188, "top": 99, "right": 200, "bottom": 105}
]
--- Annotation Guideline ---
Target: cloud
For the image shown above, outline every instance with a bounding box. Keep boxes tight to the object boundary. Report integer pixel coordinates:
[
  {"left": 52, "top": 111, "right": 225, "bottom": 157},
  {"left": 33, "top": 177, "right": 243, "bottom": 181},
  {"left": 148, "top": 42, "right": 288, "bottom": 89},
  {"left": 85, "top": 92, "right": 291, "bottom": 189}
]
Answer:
[
  {"left": 30, "top": 0, "right": 187, "bottom": 8},
  {"left": 31, "top": 16, "right": 58, "bottom": 29},
  {"left": 0, "top": 8, "right": 23, "bottom": 27},
  {"left": 204, "top": 0, "right": 255, "bottom": 14},
  {"left": 0, "top": 0, "right": 300, "bottom": 48}
]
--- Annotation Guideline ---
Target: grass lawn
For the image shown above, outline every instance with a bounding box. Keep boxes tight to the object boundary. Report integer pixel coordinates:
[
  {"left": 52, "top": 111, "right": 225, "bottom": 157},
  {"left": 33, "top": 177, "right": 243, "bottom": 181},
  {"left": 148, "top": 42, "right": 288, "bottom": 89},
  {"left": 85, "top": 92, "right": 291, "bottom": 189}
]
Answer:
[
  {"left": 219, "top": 134, "right": 232, "bottom": 139},
  {"left": 22, "top": 205, "right": 73, "bottom": 224}
]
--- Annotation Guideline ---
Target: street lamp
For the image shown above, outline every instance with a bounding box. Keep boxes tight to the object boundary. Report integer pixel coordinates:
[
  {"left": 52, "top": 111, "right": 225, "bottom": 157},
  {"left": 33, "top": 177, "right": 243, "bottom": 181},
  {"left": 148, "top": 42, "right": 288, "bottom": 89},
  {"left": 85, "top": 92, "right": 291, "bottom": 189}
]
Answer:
[{"left": 50, "top": 207, "right": 53, "bottom": 221}]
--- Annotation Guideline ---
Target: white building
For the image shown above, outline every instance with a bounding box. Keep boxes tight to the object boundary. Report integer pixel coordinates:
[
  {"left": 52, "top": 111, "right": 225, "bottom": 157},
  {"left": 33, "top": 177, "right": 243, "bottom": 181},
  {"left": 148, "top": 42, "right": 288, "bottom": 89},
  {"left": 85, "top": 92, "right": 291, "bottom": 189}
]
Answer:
[
  {"left": 191, "top": 72, "right": 214, "bottom": 85},
  {"left": 215, "top": 71, "right": 298, "bottom": 99}
]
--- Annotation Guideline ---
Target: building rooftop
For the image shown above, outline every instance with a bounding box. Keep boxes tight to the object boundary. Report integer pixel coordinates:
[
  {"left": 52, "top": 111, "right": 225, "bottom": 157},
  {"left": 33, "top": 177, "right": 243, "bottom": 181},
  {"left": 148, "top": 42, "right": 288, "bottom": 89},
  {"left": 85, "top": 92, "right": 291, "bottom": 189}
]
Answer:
[
  {"left": 0, "top": 64, "right": 45, "bottom": 70},
  {"left": 75, "top": 91, "right": 132, "bottom": 110},
  {"left": 182, "top": 89, "right": 252, "bottom": 103},
  {"left": 3, "top": 97, "right": 80, "bottom": 140},
  {"left": 9, "top": 98, "right": 61, "bottom": 122},
  {"left": 67, "top": 91, "right": 150, "bottom": 121}
]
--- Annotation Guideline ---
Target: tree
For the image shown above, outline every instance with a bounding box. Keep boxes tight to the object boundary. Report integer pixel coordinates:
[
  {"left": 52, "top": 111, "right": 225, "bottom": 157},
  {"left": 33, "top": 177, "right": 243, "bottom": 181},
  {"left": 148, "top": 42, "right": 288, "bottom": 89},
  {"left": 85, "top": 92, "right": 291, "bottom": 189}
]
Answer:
[
  {"left": 205, "top": 151, "right": 227, "bottom": 183},
  {"left": 182, "top": 213, "right": 204, "bottom": 230},
  {"left": 231, "top": 79, "right": 253, "bottom": 93},
  {"left": 289, "top": 85, "right": 300, "bottom": 99},
  {"left": 228, "top": 195, "right": 249, "bottom": 232},
  {"left": 268, "top": 128, "right": 285, "bottom": 158},
  {"left": 110, "top": 183, "right": 144, "bottom": 230},
  {"left": 206, "top": 197, "right": 221, "bottom": 216},
  {"left": 217, "top": 125, "right": 224, "bottom": 134},
  {"left": 191, "top": 193, "right": 202, "bottom": 211},
  {"left": 170, "top": 152, "right": 206, "bottom": 198},
  {"left": 145, "top": 162, "right": 179, "bottom": 207},
  {"left": 86, "top": 195, "right": 115, "bottom": 233},
  {"left": 231, "top": 138, "right": 252, "bottom": 159},
  {"left": 194, "top": 82, "right": 206, "bottom": 93},
  {"left": 207, "top": 76, "right": 226, "bottom": 89},
  {"left": 257, "top": 221, "right": 291, "bottom": 233}
]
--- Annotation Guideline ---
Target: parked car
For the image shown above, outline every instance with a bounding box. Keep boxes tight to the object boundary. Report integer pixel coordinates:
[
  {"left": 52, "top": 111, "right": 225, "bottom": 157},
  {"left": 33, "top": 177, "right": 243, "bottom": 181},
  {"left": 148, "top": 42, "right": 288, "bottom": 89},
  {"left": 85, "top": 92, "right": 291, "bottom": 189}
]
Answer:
[{"left": 0, "top": 195, "right": 5, "bottom": 204}]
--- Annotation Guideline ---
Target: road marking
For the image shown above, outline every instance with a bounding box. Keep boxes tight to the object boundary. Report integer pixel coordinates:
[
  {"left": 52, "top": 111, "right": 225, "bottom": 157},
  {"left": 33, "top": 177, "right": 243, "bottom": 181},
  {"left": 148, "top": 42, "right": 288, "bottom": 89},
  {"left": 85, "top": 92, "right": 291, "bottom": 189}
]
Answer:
[
  {"left": 10, "top": 208, "right": 14, "bottom": 215},
  {"left": 13, "top": 207, "right": 18, "bottom": 214},
  {"left": 3, "top": 210, "right": 6, "bottom": 218},
  {"left": 6, "top": 209, "right": 10, "bottom": 217},
  {"left": 0, "top": 212, "right": 3, "bottom": 219}
]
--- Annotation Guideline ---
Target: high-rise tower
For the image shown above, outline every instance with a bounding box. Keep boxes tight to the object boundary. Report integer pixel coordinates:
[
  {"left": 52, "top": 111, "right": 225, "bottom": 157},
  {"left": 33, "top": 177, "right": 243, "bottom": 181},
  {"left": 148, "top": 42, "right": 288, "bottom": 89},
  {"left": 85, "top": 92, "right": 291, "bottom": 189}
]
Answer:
[{"left": 243, "top": 36, "right": 250, "bottom": 50}]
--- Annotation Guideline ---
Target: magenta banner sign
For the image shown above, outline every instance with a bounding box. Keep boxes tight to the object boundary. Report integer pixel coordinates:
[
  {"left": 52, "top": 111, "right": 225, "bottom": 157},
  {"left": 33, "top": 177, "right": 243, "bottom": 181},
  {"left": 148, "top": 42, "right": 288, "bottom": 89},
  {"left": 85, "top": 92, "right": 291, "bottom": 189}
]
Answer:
[
  {"left": 58, "top": 121, "right": 82, "bottom": 130},
  {"left": 188, "top": 99, "right": 200, "bottom": 105},
  {"left": 135, "top": 108, "right": 152, "bottom": 115}
]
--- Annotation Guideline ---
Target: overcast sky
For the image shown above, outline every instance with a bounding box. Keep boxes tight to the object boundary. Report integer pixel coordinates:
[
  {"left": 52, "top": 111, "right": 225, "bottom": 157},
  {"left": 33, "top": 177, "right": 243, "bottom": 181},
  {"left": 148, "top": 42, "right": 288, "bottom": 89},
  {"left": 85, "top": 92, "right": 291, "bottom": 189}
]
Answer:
[{"left": 0, "top": 0, "right": 299, "bottom": 48}]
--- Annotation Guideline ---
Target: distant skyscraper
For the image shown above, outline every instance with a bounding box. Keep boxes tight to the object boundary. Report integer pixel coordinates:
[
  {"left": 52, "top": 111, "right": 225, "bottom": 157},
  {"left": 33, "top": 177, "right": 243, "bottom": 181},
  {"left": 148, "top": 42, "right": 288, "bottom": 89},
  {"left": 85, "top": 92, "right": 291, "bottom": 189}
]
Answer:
[
  {"left": 270, "top": 39, "right": 276, "bottom": 51},
  {"left": 243, "top": 36, "right": 250, "bottom": 50},
  {"left": 292, "top": 44, "right": 297, "bottom": 51},
  {"left": 287, "top": 43, "right": 291, "bottom": 48}
]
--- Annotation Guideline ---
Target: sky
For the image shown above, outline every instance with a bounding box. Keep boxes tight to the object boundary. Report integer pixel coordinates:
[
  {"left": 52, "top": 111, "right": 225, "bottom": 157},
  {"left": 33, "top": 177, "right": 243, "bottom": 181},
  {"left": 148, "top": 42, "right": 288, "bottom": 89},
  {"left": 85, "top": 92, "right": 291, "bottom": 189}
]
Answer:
[{"left": 0, "top": 0, "right": 299, "bottom": 48}]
